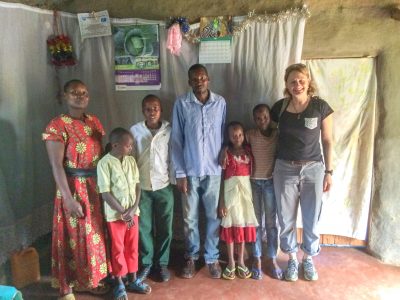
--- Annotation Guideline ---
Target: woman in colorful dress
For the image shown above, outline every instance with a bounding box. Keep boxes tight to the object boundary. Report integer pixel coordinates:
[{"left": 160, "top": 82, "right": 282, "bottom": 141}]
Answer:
[{"left": 43, "top": 79, "right": 109, "bottom": 300}]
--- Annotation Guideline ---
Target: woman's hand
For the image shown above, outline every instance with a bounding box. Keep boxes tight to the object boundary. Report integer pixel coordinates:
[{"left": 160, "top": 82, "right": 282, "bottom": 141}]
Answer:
[
  {"left": 323, "top": 174, "right": 332, "bottom": 192},
  {"left": 64, "top": 198, "right": 84, "bottom": 218}
]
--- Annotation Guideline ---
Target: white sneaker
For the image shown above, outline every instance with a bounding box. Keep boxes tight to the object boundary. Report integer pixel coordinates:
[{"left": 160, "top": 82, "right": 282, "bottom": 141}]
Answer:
[
  {"left": 284, "top": 259, "right": 298, "bottom": 282},
  {"left": 302, "top": 257, "right": 318, "bottom": 281}
]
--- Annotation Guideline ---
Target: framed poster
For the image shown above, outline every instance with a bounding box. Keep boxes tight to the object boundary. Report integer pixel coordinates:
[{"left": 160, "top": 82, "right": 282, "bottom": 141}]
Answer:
[{"left": 113, "top": 24, "right": 161, "bottom": 90}]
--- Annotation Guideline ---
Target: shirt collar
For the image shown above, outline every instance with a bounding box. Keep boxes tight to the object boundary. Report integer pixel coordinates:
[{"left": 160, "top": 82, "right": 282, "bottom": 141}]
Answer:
[
  {"left": 141, "top": 120, "right": 169, "bottom": 131},
  {"left": 189, "top": 90, "right": 215, "bottom": 104}
]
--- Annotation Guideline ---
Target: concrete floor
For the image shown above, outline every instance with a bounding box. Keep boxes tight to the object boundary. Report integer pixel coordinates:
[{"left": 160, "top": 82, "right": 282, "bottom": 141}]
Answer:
[{"left": 20, "top": 246, "right": 400, "bottom": 300}]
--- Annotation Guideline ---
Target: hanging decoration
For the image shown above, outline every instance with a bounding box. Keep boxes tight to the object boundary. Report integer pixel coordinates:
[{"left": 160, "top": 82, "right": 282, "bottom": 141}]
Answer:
[
  {"left": 179, "top": 5, "right": 310, "bottom": 44},
  {"left": 165, "top": 16, "right": 190, "bottom": 55},
  {"left": 46, "top": 11, "right": 76, "bottom": 67},
  {"left": 166, "top": 16, "right": 191, "bottom": 34},
  {"left": 166, "top": 23, "right": 183, "bottom": 55}
]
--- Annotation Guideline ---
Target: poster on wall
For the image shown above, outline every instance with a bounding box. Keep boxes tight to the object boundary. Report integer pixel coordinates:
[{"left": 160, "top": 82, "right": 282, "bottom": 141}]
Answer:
[
  {"left": 113, "top": 24, "right": 161, "bottom": 90},
  {"left": 77, "top": 10, "right": 112, "bottom": 40}
]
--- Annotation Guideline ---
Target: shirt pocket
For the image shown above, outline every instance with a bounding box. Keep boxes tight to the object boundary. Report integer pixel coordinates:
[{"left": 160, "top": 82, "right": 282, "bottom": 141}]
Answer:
[{"left": 304, "top": 117, "right": 318, "bottom": 130}]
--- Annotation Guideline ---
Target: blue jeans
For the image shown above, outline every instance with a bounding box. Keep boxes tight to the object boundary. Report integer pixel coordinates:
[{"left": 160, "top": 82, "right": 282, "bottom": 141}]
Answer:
[
  {"left": 251, "top": 179, "right": 279, "bottom": 259},
  {"left": 273, "top": 159, "right": 324, "bottom": 256},
  {"left": 182, "top": 175, "right": 221, "bottom": 264}
]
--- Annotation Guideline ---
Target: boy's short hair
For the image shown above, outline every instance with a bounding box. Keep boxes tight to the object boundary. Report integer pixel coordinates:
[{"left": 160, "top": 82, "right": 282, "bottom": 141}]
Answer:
[
  {"left": 109, "top": 127, "right": 133, "bottom": 144},
  {"left": 252, "top": 103, "right": 271, "bottom": 116},
  {"left": 141, "top": 94, "right": 161, "bottom": 109}
]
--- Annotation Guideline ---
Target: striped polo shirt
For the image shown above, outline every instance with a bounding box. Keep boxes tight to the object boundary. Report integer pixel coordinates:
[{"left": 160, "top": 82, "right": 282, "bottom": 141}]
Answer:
[{"left": 246, "top": 128, "right": 278, "bottom": 179}]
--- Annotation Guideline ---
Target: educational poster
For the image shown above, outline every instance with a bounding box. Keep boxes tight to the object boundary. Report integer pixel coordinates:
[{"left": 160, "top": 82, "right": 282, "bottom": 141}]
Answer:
[
  {"left": 199, "top": 16, "right": 232, "bottom": 64},
  {"left": 113, "top": 24, "right": 161, "bottom": 90}
]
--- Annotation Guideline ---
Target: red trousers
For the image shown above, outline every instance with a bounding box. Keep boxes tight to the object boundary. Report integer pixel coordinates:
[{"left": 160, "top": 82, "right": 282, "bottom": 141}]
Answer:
[{"left": 107, "top": 216, "right": 139, "bottom": 277}]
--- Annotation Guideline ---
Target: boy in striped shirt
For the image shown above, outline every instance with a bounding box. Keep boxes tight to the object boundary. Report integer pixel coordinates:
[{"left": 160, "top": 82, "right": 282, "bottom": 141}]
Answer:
[{"left": 246, "top": 104, "right": 282, "bottom": 280}]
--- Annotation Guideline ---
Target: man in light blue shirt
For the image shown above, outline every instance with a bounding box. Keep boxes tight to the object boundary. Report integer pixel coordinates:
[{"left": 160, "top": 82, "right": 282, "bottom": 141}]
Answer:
[{"left": 171, "top": 64, "right": 226, "bottom": 279}]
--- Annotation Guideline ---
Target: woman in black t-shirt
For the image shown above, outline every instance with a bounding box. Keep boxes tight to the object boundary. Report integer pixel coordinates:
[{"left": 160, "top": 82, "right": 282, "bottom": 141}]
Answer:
[{"left": 271, "top": 63, "right": 333, "bottom": 282}]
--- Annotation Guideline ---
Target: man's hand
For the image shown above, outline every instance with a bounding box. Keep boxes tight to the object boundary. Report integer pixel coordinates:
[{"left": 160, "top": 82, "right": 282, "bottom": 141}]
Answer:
[{"left": 177, "top": 177, "right": 188, "bottom": 194}]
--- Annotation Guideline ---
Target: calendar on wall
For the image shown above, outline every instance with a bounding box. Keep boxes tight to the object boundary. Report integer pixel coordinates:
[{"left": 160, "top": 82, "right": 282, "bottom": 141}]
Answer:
[{"left": 199, "top": 37, "right": 232, "bottom": 64}]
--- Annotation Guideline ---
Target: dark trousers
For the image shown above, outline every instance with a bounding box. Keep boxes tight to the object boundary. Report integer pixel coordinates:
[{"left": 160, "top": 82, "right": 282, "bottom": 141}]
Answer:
[{"left": 139, "top": 184, "right": 174, "bottom": 266}]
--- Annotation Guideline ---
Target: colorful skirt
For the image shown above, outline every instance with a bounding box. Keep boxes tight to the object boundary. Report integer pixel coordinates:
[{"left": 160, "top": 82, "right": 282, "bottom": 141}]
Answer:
[
  {"left": 51, "top": 177, "right": 108, "bottom": 294},
  {"left": 220, "top": 176, "right": 258, "bottom": 243}
]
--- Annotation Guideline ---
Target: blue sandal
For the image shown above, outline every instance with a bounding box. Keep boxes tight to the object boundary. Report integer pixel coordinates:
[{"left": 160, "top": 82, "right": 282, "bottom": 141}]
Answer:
[
  {"left": 269, "top": 266, "right": 284, "bottom": 280},
  {"left": 113, "top": 284, "right": 127, "bottom": 300},
  {"left": 126, "top": 279, "right": 152, "bottom": 294},
  {"left": 251, "top": 267, "right": 263, "bottom": 280}
]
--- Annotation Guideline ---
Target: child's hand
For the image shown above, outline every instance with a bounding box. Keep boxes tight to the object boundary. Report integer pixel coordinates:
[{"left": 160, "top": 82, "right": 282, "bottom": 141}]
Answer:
[
  {"left": 219, "top": 205, "right": 227, "bottom": 218},
  {"left": 127, "top": 218, "right": 135, "bottom": 229},
  {"left": 121, "top": 208, "right": 136, "bottom": 224},
  {"left": 120, "top": 209, "right": 132, "bottom": 222},
  {"left": 121, "top": 213, "right": 131, "bottom": 222}
]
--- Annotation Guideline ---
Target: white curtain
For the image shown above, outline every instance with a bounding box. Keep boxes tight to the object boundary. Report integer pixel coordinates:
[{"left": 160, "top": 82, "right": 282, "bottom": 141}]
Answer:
[
  {"left": 0, "top": 1, "right": 306, "bottom": 264},
  {"left": 304, "top": 58, "right": 377, "bottom": 240}
]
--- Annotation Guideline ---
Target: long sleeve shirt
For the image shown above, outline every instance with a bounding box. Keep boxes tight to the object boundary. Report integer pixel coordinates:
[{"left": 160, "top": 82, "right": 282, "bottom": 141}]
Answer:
[{"left": 171, "top": 90, "right": 226, "bottom": 178}]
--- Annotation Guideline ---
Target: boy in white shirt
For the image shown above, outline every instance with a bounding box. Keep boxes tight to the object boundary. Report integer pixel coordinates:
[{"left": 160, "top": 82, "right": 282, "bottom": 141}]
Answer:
[{"left": 130, "top": 95, "right": 174, "bottom": 282}]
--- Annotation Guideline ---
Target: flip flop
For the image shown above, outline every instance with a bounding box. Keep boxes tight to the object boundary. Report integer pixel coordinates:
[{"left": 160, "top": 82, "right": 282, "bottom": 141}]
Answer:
[
  {"left": 113, "top": 284, "right": 127, "bottom": 300},
  {"left": 126, "top": 279, "right": 152, "bottom": 294},
  {"left": 251, "top": 267, "right": 263, "bottom": 280},
  {"left": 269, "top": 266, "right": 284, "bottom": 280},
  {"left": 237, "top": 265, "right": 252, "bottom": 279},
  {"left": 222, "top": 266, "right": 236, "bottom": 280}
]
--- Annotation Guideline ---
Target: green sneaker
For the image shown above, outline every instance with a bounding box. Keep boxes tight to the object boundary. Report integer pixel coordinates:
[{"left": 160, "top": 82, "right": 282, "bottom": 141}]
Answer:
[
  {"left": 284, "top": 259, "right": 298, "bottom": 282},
  {"left": 302, "top": 257, "right": 318, "bottom": 281}
]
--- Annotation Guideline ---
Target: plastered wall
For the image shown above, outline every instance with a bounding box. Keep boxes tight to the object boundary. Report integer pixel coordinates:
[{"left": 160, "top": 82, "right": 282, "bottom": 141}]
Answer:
[{"left": 302, "top": 5, "right": 400, "bottom": 265}]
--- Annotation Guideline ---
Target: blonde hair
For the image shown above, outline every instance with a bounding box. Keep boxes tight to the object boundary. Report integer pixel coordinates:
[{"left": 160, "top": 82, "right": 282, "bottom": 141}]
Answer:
[{"left": 283, "top": 63, "right": 317, "bottom": 98}]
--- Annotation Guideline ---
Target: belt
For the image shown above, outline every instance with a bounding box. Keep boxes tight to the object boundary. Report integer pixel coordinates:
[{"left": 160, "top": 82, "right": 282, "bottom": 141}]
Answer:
[
  {"left": 285, "top": 160, "right": 315, "bottom": 166},
  {"left": 64, "top": 167, "right": 97, "bottom": 178}
]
